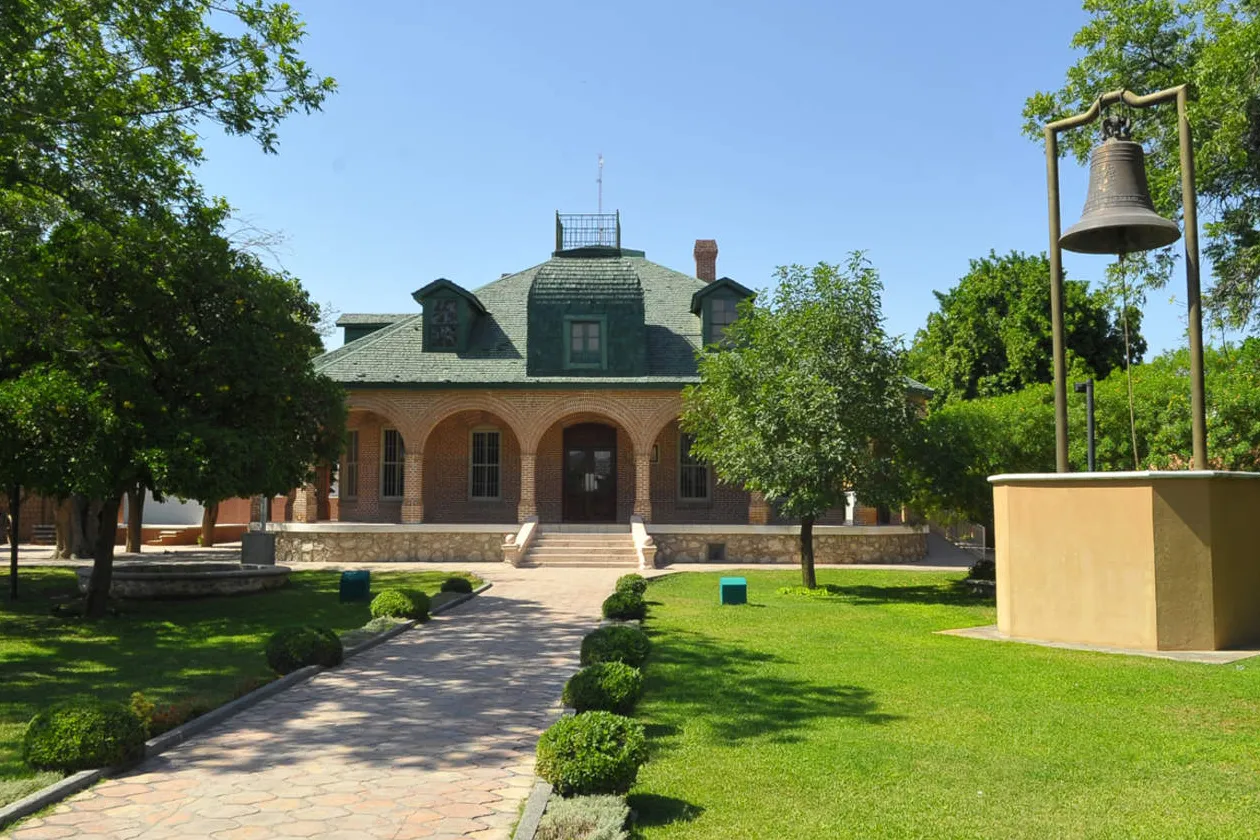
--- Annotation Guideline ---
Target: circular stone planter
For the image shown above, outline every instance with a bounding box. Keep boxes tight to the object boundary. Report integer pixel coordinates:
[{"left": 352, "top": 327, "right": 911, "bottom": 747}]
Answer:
[{"left": 75, "top": 562, "right": 291, "bottom": 599}]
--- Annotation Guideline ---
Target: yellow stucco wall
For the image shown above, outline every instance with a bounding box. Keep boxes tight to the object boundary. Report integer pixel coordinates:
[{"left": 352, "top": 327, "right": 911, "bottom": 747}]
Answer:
[
  {"left": 992, "top": 472, "right": 1260, "bottom": 652},
  {"left": 995, "top": 480, "right": 1157, "bottom": 648}
]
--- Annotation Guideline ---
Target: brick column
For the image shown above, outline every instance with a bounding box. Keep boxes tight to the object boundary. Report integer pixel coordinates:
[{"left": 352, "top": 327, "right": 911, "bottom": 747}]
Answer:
[
  {"left": 401, "top": 448, "right": 424, "bottom": 523},
  {"left": 748, "top": 492, "right": 772, "bottom": 525},
  {"left": 633, "top": 452, "right": 652, "bottom": 523},
  {"left": 292, "top": 483, "right": 318, "bottom": 523},
  {"left": 518, "top": 451, "right": 537, "bottom": 522}
]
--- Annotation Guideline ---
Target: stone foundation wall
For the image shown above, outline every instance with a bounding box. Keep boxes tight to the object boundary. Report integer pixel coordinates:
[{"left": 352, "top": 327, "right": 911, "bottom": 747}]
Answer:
[
  {"left": 275, "top": 526, "right": 511, "bottom": 564},
  {"left": 648, "top": 526, "right": 927, "bottom": 565}
]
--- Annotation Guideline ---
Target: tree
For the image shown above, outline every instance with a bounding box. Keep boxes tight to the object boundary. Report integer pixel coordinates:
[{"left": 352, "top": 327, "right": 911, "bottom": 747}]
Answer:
[
  {"left": 906, "top": 340, "right": 1260, "bottom": 527},
  {"left": 1, "top": 1, "right": 338, "bottom": 614},
  {"left": 3, "top": 207, "right": 345, "bottom": 616},
  {"left": 682, "top": 256, "right": 915, "bottom": 588},
  {"left": 0, "top": 369, "right": 115, "bottom": 598},
  {"left": 1023, "top": 0, "right": 1260, "bottom": 330},
  {"left": 906, "top": 251, "right": 1143, "bottom": 402},
  {"left": 0, "top": 0, "right": 335, "bottom": 229}
]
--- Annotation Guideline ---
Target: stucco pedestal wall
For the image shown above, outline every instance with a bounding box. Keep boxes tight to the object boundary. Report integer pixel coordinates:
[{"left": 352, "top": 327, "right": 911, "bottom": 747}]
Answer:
[
  {"left": 273, "top": 523, "right": 514, "bottom": 564},
  {"left": 991, "top": 471, "right": 1260, "bottom": 651},
  {"left": 646, "top": 525, "right": 927, "bottom": 565}
]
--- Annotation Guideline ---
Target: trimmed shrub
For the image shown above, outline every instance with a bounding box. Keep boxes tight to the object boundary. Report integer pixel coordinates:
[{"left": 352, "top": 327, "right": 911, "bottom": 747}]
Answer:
[
  {"left": 369, "top": 587, "right": 431, "bottom": 621},
  {"left": 265, "top": 626, "right": 344, "bottom": 674},
  {"left": 440, "top": 576, "right": 475, "bottom": 594},
  {"left": 563, "top": 662, "right": 643, "bottom": 715},
  {"left": 580, "top": 625, "right": 651, "bottom": 668},
  {"left": 601, "top": 590, "right": 646, "bottom": 622},
  {"left": 22, "top": 700, "right": 147, "bottom": 772},
  {"left": 536, "top": 794, "right": 630, "bottom": 840},
  {"left": 536, "top": 712, "right": 648, "bottom": 796},
  {"left": 614, "top": 574, "right": 648, "bottom": 598},
  {"left": 968, "top": 558, "right": 996, "bottom": 581}
]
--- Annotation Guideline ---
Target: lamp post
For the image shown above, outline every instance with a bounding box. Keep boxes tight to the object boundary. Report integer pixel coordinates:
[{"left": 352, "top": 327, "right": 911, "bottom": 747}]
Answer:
[
  {"left": 1074, "top": 380, "right": 1096, "bottom": 472},
  {"left": 1044, "top": 85, "right": 1206, "bottom": 471}
]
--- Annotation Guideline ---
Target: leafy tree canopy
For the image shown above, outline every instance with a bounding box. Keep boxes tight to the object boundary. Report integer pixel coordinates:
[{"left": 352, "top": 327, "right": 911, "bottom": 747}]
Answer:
[
  {"left": 907, "top": 250, "right": 1143, "bottom": 402},
  {"left": 682, "top": 256, "right": 915, "bottom": 587},
  {"left": 0, "top": 0, "right": 335, "bottom": 229},
  {"left": 908, "top": 340, "right": 1260, "bottom": 527},
  {"left": 1023, "top": 0, "right": 1260, "bottom": 329}
]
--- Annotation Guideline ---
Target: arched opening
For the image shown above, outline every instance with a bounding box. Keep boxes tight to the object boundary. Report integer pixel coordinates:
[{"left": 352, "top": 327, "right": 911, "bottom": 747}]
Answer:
[
  {"left": 536, "top": 413, "right": 634, "bottom": 523},
  {"left": 338, "top": 408, "right": 409, "bottom": 523},
  {"left": 421, "top": 409, "right": 522, "bottom": 523}
]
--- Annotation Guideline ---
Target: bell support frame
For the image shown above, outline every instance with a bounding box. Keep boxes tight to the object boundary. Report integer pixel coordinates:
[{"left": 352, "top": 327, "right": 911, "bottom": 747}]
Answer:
[{"left": 1044, "top": 85, "right": 1205, "bottom": 471}]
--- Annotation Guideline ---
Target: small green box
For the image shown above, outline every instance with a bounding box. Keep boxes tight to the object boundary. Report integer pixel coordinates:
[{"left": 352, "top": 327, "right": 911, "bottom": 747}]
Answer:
[
  {"left": 720, "top": 576, "right": 747, "bottom": 605},
  {"left": 339, "top": 570, "right": 371, "bottom": 602}
]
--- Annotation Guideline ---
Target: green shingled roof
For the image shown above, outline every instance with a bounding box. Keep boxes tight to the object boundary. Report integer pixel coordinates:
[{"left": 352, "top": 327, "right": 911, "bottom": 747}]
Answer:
[
  {"left": 316, "top": 251, "right": 936, "bottom": 399},
  {"left": 315, "top": 252, "right": 710, "bottom": 388}
]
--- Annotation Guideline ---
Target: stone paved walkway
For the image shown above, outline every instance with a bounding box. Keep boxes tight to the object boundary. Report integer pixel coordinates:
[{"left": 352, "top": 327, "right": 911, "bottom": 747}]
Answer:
[{"left": 4, "top": 566, "right": 623, "bottom": 840}]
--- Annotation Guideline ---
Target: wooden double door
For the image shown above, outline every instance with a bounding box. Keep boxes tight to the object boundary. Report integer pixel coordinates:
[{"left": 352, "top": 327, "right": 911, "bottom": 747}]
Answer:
[{"left": 562, "top": 423, "right": 617, "bottom": 522}]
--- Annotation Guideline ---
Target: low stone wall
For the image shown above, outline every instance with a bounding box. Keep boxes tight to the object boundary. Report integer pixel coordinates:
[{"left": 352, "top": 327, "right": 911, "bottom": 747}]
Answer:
[
  {"left": 647, "top": 525, "right": 927, "bottom": 565},
  {"left": 273, "top": 524, "right": 513, "bottom": 564}
]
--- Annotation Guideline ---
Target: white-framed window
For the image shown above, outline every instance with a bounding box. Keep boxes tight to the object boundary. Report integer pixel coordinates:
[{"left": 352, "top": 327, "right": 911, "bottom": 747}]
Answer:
[
  {"left": 709, "top": 297, "right": 739, "bottom": 345},
  {"left": 343, "top": 430, "right": 359, "bottom": 499},
  {"left": 679, "top": 432, "right": 710, "bottom": 501},
  {"left": 469, "top": 428, "right": 501, "bottom": 500},
  {"left": 381, "top": 428, "right": 405, "bottom": 499}
]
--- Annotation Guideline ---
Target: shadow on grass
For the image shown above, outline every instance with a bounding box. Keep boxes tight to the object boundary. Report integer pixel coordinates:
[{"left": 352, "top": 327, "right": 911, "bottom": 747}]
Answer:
[
  {"left": 0, "top": 567, "right": 481, "bottom": 780},
  {"left": 641, "top": 627, "right": 900, "bottom": 750},
  {"left": 802, "top": 581, "right": 993, "bottom": 608},
  {"left": 628, "top": 792, "right": 705, "bottom": 830}
]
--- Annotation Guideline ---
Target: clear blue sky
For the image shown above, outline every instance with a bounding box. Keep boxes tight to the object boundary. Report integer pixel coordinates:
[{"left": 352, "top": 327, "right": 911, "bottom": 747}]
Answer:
[{"left": 194, "top": 0, "right": 1199, "bottom": 356}]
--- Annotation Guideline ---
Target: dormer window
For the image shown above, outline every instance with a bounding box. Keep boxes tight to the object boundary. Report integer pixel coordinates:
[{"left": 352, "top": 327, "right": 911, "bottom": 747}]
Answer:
[
  {"left": 565, "top": 316, "right": 607, "bottom": 369},
  {"left": 708, "top": 298, "right": 739, "bottom": 345},
  {"left": 412, "top": 278, "right": 486, "bottom": 353},
  {"left": 428, "top": 298, "right": 458, "bottom": 349},
  {"left": 691, "top": 276, "right": 756, "bottom": 350}
]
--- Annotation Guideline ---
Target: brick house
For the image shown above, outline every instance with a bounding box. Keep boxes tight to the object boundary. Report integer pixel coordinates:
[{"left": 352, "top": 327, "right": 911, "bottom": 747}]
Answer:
[{"left": 279, "top": 215, "right": 930, "bottom": 566}]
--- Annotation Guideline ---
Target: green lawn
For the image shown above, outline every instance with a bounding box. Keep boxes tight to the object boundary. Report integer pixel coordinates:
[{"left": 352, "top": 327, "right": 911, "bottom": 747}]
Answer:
[
  {"left": 0, "top": 566, "right": 481, "bottom": 803},
  {"left": 630, "top": 570, "right": 1260, "bottom": 840}
]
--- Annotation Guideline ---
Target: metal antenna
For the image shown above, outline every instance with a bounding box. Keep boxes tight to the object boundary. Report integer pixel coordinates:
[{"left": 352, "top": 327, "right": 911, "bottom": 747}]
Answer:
[{"left": 597, "top": 154, "right": 603, "bottom": 214}]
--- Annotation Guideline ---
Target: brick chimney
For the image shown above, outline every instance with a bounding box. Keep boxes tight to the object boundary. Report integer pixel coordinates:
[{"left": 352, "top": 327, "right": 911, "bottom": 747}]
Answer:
[{"left": 694, "top": 239, "right": 718, "bottom": 283}]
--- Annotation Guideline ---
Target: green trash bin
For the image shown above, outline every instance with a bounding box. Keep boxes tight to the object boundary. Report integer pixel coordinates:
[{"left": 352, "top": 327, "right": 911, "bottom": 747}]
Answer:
[
  {"left": 720, "top": 576, "right": 747, "bottom": 605},
  {"left": 339, "top": 570, "right": 371, "bottom": 602}
]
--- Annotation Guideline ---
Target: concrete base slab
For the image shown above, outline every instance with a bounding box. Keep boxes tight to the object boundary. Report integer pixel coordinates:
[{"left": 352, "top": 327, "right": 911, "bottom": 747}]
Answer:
[{"left": 939, "top": 624, "right": 1260, "bottom": 665}]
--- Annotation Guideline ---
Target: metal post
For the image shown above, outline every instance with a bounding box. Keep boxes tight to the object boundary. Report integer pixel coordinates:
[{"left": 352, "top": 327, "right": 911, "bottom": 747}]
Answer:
[
  {"left": 1178, "top": 88, "right": 1208, "bottom": 469},
  {"left": 1046, "top": 85, "right": 1205, "bottom": 472},
  {"left": 1075, "top": 380, "right": 1096, "bottom": 471},
  {"left": 1045, "top": 128, "right": 1070, "bottom": 472}
]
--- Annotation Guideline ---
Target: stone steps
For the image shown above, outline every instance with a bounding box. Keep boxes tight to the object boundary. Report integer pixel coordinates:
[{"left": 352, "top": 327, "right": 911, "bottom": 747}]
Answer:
[{"left": 525, "top": 530, "right": 639, "bottom": 568}]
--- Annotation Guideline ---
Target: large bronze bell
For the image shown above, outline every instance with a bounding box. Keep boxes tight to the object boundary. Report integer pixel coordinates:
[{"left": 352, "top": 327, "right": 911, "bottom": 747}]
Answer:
[{"left": 1060, "top": 116, "right": 1181, "bottom": 255}]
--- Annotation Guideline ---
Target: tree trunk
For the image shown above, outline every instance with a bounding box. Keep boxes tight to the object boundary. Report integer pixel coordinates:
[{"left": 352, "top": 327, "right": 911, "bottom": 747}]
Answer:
[
  {"left": 54, "top": 498, "right": 73, "bottom": 560},
  {"left": 70, "top": 495, "right": 102, "bottom": 558},
  {"left": 7, "top": 484, "right": 18, "bottom": 600},
  {"left": 799, "top": 515, "right": 817, "bottom": 589},
  {"left": 200, "top": 502, "right": 219, "bottom": 547},
  {"left": 84, "top": 494, "right": 122, "bottom": 619},
  {"left": 125, "top": 485, "right": 145, "bottom": 553}
]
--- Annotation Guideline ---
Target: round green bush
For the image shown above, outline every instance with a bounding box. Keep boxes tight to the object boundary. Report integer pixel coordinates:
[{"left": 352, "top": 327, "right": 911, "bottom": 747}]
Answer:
[
  {"left": 601, "top": 590, "right": 646, "bottom": 622},
  {"left": 615, "top": 573, "right": 648, "bottom": 597},
  {"left": 369, "top": 588, "right": 431, "bottom": 621},
  {"left": 439, "top": 576, "right": 474, "bottom": 594},
  {"left": 265, "top": 626, "right": 344, "bottom": 674},
  {"left": 579, "top": 625, "right": 651, "bottom": 668},
  {"left": 562, "top": 662, "right": 643, "bottom": 715},
  {"left": 22, "top": 700, "right": 147, "bottom": 772},
  {"left": 535, "top": 711, "right": 648, "bottom": 796}
]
